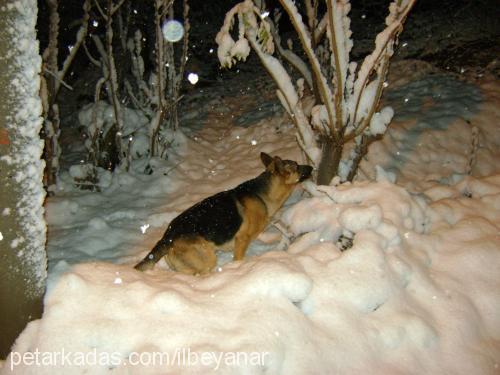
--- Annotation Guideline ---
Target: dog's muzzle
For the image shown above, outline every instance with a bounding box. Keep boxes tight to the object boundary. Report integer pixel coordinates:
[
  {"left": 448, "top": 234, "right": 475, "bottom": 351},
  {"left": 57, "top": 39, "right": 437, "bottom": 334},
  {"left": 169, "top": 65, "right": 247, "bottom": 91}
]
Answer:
[{"left": 298, "top": 165, "right": 313, "bottom": 182}]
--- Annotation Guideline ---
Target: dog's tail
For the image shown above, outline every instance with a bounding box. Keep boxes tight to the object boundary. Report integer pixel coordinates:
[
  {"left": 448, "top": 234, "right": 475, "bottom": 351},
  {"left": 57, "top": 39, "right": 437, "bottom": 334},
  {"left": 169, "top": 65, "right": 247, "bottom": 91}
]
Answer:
[{"left": 134, "top": 239, "right": 172, "bottom": 271}]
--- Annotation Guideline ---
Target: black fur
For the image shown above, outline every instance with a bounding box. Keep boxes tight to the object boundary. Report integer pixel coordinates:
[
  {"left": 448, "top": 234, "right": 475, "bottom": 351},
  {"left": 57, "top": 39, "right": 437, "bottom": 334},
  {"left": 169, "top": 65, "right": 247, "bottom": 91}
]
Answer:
[{"left": 157, "top": 172, "right": 270, "bottom": 247}]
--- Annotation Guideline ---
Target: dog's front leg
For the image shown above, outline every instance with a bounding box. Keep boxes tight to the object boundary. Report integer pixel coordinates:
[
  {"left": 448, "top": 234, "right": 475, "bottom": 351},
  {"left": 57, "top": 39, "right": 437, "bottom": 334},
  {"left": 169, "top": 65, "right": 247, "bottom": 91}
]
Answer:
[
  {"left": 233, "top": 196, "right": 268, "bottom": 261},
  {"left": 233, "top": 233, "right": 251, "bottom": 261}
]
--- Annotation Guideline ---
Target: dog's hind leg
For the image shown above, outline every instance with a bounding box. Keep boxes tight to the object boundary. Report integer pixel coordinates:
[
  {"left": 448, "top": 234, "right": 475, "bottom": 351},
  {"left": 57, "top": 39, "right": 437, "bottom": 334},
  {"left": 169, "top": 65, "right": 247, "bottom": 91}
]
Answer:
[{"left": 166, "top": 237, "right": 217, "bottom": 275}]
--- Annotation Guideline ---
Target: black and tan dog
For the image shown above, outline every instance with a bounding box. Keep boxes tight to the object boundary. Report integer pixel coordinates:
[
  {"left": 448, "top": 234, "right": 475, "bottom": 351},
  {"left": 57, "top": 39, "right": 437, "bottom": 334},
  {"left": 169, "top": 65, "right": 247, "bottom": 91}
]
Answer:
[{"left": 134, "top": 152, "right": 313, "bottom": 275}]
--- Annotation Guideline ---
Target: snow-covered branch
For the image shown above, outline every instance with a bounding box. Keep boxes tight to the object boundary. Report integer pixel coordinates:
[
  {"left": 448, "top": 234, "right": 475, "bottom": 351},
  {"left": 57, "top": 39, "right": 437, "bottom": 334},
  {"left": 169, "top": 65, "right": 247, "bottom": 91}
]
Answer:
[
  {"left": 40, "top": 0, "right": 92, "bottom": 188},
  {"left": 217, "top": 0, "right": 416, "bottom": 184}
]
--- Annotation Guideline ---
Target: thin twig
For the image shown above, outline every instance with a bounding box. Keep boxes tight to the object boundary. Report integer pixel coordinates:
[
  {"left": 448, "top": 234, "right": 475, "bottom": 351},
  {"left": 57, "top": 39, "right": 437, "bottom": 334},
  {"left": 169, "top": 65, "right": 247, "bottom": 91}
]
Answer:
[
  {"left": 44, "top": 68, "right": 74, "bottom": 91},
  {"left": 83, "top": 41, "right": 101, "bottom": 67}
]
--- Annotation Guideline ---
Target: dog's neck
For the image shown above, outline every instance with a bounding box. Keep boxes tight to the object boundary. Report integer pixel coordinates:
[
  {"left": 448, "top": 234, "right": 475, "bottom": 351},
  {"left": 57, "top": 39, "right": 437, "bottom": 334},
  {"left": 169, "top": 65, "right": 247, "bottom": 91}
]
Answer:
[{"left": 258, "top": 173, "right": 295, "bottom": 217}]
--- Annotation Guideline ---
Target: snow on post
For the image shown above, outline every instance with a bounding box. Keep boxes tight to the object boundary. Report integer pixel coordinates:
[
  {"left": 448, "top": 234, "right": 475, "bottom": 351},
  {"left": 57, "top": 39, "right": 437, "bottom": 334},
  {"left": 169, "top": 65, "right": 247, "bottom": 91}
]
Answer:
[{"left": 0, "top": 0, "right": 47, "bottom": 358}]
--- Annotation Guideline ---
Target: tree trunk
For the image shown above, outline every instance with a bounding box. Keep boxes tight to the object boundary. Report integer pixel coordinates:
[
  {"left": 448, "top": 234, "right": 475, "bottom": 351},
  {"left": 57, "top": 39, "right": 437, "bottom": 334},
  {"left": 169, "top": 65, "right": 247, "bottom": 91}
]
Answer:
[
  {"left": 42, "top": 0, "right": 60, "bottom": 188},
  {"left": 0, "top": 1, "right": 47, "bottom": 359},
  {"left": 317, "top": 136, "right": 343, "bottom": 185}
]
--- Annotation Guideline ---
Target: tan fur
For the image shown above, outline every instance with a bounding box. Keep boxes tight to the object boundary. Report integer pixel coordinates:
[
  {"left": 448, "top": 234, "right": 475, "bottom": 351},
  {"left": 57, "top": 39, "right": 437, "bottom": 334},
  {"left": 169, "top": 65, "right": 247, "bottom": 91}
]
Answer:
[
  {"left": 233, "top": 195, "right": 268, "bottom": 260},
  {"left": 259, "top": 174, "right": 298, "bottom": 216},
  {"left": 166, "top": 237, "right": 217, "bottom": 275}
]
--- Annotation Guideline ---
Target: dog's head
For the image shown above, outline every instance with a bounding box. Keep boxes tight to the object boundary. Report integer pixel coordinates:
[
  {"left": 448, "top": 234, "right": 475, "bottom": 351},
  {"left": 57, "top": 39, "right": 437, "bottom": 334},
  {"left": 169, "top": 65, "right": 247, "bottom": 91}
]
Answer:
[{"left": 261, "top": 152, "right": 313, "bottom": 184}]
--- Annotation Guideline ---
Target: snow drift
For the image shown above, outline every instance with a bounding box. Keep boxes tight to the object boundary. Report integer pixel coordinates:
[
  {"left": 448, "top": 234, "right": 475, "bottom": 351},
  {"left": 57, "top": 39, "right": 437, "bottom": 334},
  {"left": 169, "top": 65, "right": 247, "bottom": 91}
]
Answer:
[{"left": 3, "top": 172, "right": 499, "bottom": 374}]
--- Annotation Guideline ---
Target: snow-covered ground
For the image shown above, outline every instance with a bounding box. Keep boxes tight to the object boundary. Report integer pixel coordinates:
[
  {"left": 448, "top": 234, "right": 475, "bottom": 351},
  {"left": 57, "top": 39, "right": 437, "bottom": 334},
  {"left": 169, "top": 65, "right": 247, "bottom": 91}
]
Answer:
[{"left": 2, "top": 63, "right": 500, "bottom": 374}]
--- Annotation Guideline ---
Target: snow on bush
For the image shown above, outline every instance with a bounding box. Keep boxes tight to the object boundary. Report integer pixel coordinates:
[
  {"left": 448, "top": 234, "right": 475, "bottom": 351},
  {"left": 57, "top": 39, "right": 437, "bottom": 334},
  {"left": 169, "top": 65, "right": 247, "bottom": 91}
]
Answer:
[
  {"left": 3, "top": 177, "right": 499, "bottom": 374},
  {"left": 78, "top": 101, "right": 150, "bottom": 159},
  {"left": 216, "top": 0, "right": 416, "bottom": 184},
  {"left": 78, "top": 101, "right": 190, "bottom": 162}
]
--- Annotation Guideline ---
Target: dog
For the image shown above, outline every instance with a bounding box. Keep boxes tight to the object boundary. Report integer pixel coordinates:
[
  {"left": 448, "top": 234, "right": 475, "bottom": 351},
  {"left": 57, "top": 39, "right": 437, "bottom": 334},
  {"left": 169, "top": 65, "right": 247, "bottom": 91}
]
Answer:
[{"left": 134, "top": 152, "right": 313, "bottom": 275}]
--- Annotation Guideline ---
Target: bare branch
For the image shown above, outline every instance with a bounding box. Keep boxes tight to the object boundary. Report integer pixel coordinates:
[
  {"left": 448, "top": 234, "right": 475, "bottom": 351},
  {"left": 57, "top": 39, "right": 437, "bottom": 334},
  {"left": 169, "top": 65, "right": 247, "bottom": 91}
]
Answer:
[
  {"left": 56, "top": 0, "right": 91, "bottom": 95},
  {"left": 93, "top": 0, "right": 107, "bottom": 20},
  {"left": 111, "top": 0, "right": 127, "bottom": 15}
]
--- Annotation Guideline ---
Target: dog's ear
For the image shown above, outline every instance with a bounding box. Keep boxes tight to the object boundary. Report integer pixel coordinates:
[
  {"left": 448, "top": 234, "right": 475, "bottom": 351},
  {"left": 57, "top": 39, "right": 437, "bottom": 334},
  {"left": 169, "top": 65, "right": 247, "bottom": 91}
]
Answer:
[
  {"left": 260, "top": 152, "right": 273, "bottom": 167},
  {"left": 273, "top": 156, "right": 285, "bottom": 173}
]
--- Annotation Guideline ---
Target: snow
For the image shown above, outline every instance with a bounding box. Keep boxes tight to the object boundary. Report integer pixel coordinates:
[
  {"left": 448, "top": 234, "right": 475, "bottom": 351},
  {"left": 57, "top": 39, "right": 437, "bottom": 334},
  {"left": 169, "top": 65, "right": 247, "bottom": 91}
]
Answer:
[
  {"left": 359, "top": 73, "right": 496, "bottom": 191},
  {"left": 369, "top": 106, "right": 394, "bottom": 135},
  {"left": 2, "top": 53, "right": 500, "bottom": 375}
]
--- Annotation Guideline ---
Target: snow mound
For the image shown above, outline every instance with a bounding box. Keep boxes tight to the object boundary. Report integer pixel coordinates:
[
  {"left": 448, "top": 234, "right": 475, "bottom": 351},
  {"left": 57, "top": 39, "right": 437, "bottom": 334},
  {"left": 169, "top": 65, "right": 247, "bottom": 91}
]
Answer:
[{"left": 5, "top": 178, "right": 499, "bottom": 374}]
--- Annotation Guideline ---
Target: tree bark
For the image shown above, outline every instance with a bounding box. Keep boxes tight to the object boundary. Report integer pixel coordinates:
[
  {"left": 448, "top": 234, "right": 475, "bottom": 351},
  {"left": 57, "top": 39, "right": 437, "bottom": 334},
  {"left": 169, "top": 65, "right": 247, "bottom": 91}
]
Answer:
[
  {"left": 0, "top": 0, "right": 47, "bottom": 359},
  {"left": 317, "top": 136, "right": 342, "bottom": 185}
]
